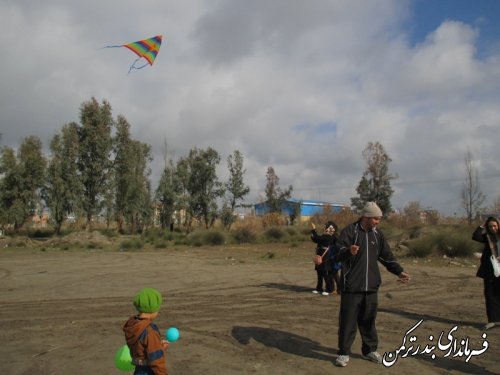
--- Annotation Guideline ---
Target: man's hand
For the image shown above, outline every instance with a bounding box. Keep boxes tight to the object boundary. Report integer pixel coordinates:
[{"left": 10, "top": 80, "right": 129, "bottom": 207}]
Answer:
[
  {"left": 311, "top": 223, "right": 316, "bottom": 230},
  {"left": 398, "top": 272, "right": 410, "bottom": 283},
  {"left": 350, "top": 245, "right": 359, "bottom": 255}
]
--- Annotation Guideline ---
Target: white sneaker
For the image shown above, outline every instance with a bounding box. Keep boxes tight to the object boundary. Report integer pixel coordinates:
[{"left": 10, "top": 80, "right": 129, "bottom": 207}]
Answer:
[
  {"left": 312, "top": 290, "right": 319, "bottom": 294},
  {"left": 321, "top": 292, "right": 329, "bottom": 296},
  {"left": 335, "top": 355, "right": 349, "bottom": 367},
  {"left": 362, "top": 351, "right": 382, "bottom": 364}
]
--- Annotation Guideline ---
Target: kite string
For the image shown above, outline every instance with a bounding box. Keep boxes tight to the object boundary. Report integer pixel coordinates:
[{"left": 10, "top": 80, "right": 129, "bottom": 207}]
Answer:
[{"left": 127, "top": 58, "right": 150, "bottom": 75}]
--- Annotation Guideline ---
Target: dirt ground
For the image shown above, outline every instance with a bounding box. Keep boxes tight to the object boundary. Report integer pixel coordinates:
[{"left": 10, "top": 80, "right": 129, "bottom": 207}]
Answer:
[{"left": 0, "top": 240, "right": 499, "bottom": 375}]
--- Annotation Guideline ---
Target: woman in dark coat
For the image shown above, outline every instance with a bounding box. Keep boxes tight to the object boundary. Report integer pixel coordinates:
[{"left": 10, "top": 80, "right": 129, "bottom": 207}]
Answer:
[
  {"left": 472, "top": 216, "right": 500, "bottom": 330},
  {"left": 310, "top": 221, "right": 340, "bottom": 295}
]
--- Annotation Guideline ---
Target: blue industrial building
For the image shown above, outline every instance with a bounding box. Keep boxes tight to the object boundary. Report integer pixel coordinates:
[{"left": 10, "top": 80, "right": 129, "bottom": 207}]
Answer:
[{"left": 254, "top": 198, "right": 346, "bottom": 220}]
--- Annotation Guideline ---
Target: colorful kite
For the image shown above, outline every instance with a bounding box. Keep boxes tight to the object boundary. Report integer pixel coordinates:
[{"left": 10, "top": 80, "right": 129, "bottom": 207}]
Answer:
[{"left": 104, "top": 35, "right": 163, "bottom": 74}]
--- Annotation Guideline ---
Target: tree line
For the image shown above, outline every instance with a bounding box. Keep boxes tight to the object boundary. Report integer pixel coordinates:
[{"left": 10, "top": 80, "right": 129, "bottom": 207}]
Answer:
[
  {"left": 0, "top": 98, "right": 309, "bottom": 235},
  {"left": 0, "top": 98, "right": 405, "bottom": 234},
  {"left": 0, "top": 98, "right": 255, "bottom": 234},
  {"left": 5, "top": 97, "right": 486, "bottom": 235}
]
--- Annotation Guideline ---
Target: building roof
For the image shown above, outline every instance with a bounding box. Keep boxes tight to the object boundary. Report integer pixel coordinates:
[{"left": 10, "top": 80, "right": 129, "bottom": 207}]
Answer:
[
  {"left": 253, "top": 198, "right": 347, "bottom": 217},
  {"left": 286, "top": 198, "right": 345, "bottom": 207}
]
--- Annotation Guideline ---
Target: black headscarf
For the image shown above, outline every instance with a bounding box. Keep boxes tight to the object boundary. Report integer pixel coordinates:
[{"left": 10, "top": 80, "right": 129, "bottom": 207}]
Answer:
[
  {"left": 485, "top": 216, "right": 500, "bottom": 243},
  {"left": 325, "top": 220, "right": 338, "bottom": 232}
]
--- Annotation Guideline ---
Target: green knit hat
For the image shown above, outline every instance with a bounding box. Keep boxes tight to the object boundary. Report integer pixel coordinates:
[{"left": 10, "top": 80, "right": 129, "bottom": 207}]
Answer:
[{"left": 133, "top": 288, "right": 163, "bottom": 313}]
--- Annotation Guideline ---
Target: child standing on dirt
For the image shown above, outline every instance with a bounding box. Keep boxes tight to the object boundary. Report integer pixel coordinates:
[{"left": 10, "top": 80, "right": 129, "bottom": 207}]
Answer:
[
  {"left": 310, "top": 221, "right": 341, "bottom": 295},
  {"left": 123, "top": 288, "right": 169, "bottom": 375}
]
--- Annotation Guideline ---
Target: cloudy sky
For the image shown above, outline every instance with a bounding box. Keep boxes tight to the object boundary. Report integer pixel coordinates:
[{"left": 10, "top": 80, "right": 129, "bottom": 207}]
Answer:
[{"left": 1, "top": 0, "right": 499, "bottom": 216}]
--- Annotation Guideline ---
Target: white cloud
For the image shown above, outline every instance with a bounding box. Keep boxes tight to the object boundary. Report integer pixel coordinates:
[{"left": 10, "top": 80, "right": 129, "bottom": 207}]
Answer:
[{"left": 1, "top": 0, "right": 499, "bottom": 215}]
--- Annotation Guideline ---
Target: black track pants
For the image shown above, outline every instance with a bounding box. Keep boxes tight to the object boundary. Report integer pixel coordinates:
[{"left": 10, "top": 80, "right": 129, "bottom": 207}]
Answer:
[{"left": 338, "top": 291, "right": 378, "bottom": 355}]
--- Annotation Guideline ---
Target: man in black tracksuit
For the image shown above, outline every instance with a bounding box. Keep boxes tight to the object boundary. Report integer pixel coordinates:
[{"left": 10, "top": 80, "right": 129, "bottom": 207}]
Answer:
[{"left": 334, "top": 202, "right": 410, "bottom": 368}]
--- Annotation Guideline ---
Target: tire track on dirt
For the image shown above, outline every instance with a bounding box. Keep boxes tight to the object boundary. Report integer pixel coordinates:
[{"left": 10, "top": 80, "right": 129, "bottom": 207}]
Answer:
[{"left": 0, "top": 267, "right": 12, "bottom": 279}]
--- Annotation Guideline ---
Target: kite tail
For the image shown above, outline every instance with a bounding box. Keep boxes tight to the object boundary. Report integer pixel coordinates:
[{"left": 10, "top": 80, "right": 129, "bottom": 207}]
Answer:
[
  {"left": 127, "top": 58, "right": 150, "bottom": 75},
  {"left": 99, "top": 45, "right": 124, "bottom": 50}
]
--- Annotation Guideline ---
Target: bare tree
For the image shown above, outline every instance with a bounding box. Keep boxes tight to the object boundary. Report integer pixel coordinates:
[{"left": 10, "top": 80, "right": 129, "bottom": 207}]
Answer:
[
  {"left": 491, "top": 195, "right": 500, "bottom": 215},
  {"left": 461, "top": 149, "right": 485, "bottom": 225},
  {"left": 403, "top": 201, "right": 422, "bottom": 224}
]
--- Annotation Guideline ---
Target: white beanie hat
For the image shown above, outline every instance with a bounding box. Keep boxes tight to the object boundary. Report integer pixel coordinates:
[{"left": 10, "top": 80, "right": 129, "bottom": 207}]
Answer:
[{"left": 361, "top": 202, "right": 383, "bottom": 217}]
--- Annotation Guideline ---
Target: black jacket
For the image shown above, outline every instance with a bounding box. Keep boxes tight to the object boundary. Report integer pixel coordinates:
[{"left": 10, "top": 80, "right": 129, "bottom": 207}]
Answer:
[
  {"left": 472, "top": 226, "right": 497, "bottom": 281},
  {"left": 336, "top": 220, "right": 403, "bottom": 293},
  {"left": 310, "top": 229, "right": 337, "bottom": 271}
]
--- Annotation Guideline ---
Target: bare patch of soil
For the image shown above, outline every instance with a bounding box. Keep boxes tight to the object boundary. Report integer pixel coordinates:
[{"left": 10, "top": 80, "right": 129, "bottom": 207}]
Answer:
[{"left": 0, "top": 243, "right": 498, "bottom": 374}]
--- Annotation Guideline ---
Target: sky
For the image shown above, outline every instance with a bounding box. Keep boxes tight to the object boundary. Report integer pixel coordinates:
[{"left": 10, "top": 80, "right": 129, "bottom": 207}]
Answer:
[{"left": 1, "top": 0, "right": 499, "bottom": 216}]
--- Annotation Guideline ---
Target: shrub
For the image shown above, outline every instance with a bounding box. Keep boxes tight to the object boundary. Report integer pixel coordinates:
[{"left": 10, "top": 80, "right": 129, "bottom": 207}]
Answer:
[
  {"left": 311, "top": 208, "right": 357, "bottom": 232},
  {"left": 232, "top": 227, "right": 257, "bottom": 244},
  {"left": 300, "top": 226, "right": 312, "bottom": 236},
  {"left": 332, "top": 210, "right": 358, "bottom": 230},
  {"left": 433, "top": 230, "right": 480, "bottom": 258},
  {"left": 407, "top": 236, "right": 436, "bottom": 258},
  {"left": 378, "top": 223, "right": 404, "bottom": 242},
  {"left": 263, "top": 227, "right": 285, "bottom": 242},
  {"left": 408, "top": 225, "right": 425, "bottom": 239},
  {"left": 407, "top": 228, "right": 480, "bottom": 258},
  {"left": 87, "top": 242, "right": 102, "bottom": 249},
  {"left": 144, "top": 228, "right": 168, "bottom": 243},
  {"left": 154, "top": 240, "right": 168, "bottom": 249},
  {"left": 203, "top": 230, "right": 225, "bottom": 246},
  {"left": 262, "top": 213, "right": 287, "bottom": 228},
  {"left": 263, "top": 251, "right": 275, "bottom": 259},
  {"left": 99, "top": 229, "right": 118, "bottom": 238},
  {"left": 186, "top": 232, "right": 203, "bottom": 247},
  {"left": 166, "top": 231, "right": 186, "bottom": 244},
  {"left": 29, "top": 229, "right": 54, "bottom": 238},
  {"left": 120, "top": 238, "right": 144, "bottom": 251}
]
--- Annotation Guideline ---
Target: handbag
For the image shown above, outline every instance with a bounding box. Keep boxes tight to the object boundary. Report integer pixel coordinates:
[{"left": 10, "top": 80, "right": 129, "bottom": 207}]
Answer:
[
  {"left": 490, "top": 255, "right": 500, "bottom": 278},
  {"left": 487, "top": 234, "right": 500, "bottom": 278},
  {"left": 313, "top": 247, "right": 329, "bottom": 266}
]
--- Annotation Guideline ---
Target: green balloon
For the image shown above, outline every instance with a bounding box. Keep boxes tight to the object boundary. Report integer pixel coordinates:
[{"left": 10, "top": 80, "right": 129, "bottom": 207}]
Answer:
[{"left": 114, "top": 345, "right": 135, "bottom": 372}]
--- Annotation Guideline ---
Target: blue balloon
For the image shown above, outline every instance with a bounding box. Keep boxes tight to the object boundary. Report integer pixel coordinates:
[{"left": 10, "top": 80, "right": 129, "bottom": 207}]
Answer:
[{"left": 165, "top": 327, "right": 180, "bottom": 342}]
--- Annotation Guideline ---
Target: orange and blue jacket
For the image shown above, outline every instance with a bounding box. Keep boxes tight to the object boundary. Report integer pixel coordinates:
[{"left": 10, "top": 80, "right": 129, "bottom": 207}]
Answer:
[{"left": 123, "top": 315, "right": 167, "bottom": 375}]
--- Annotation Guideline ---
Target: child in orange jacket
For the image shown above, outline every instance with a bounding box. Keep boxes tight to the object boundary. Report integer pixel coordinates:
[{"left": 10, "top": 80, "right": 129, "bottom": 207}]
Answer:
[{"left": 123, "top": 288, "right": 169, "bottom": 375}]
